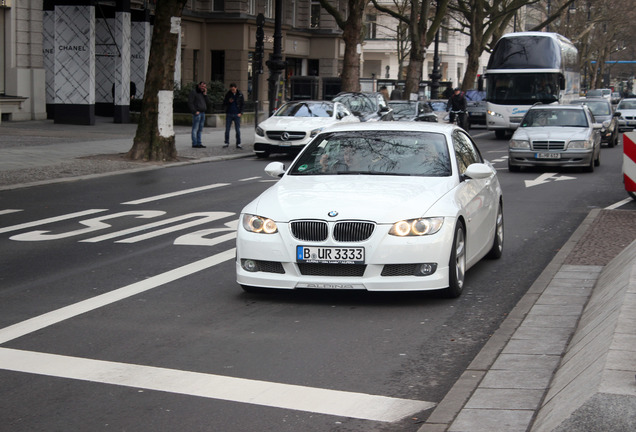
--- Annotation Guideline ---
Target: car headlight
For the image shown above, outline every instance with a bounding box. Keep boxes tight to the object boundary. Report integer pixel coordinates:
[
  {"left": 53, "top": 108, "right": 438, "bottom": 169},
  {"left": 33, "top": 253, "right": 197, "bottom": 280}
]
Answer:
[
  {"left": 389, "top": 217, "right": 444, "bottom": 237},
  {"left": 256, "top": 126, "right": 265, "bottom": 137},
  {"left": 568, "top": 140, "right": 592, "bottom": 149},
  {"left": 487, "top": 110, "right": 503, "bottom": 118},
  {"left": 242, "top": 214, "right": 278, "bottom": 234},
  {"left": 509, "top": 139, "right": 530, "bottom": 149},
  {"left": 310, "top": 127, "right": 323, "bottom": 137}
]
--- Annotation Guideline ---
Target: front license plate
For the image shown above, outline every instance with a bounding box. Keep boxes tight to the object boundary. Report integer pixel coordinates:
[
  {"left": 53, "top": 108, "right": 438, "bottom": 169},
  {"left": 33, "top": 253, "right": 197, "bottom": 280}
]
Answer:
[
  {"left": 536, "top": 152, "right": 561, "bottom": 160},
  {"left": 296, "top": 246, "right": 365, "bottom": 264}
]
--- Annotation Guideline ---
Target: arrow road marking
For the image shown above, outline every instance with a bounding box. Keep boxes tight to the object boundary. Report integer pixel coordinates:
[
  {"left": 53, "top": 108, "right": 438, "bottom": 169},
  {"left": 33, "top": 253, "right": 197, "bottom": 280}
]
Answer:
[{"left": 524, "top": 173, "right": 576, "bottom": 188}]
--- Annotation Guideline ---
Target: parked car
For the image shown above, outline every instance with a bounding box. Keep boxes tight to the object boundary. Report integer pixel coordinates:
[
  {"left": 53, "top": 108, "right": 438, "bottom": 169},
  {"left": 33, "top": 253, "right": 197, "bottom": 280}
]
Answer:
[
  {"left": 427, "top": 99, "right": 451, "bottom": 123},
  {"left": 332, "top": 92, "right": 394, "bottom": 122},
  {"left": 616, "top": 98, "right": 636, "bottom": 131},
  {"left": 253, "top": 100, "right": 359, "bottom": 158},
  {"left": 465, "top": 90, "right": 487, "bottom": 126},
  {"left": 586, "top": 88, "right": 612, "bottom": 101},
  {"left": 611, "top": 92, "right": 622, "bottom": 105},
  {"left": 570, "top": 98, "right": 620, "bottom": 147},
  {"left": 508, "top": 104, "right": 602, "bottom": 172},
  {"left": 387, "top": 100, "right": 438, "bottom": 122},
  {"left": 236, "top": 122, "right": 504, "bottom": 298}
]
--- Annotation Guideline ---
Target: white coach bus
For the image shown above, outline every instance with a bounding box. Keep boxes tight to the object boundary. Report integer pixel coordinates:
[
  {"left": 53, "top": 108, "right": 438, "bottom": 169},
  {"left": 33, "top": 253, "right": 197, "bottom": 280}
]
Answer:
[{"left": 485, "top": 32, "right": 580, "bottom": 139}]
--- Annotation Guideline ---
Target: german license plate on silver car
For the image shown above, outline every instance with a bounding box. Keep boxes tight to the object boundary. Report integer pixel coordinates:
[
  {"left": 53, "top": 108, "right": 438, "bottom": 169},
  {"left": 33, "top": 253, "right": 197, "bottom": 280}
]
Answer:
[
  {"left": 536, "top": 152, "right": 561, "bottom": 159},
  {"left": 296, "top": 246, "right": 365, "bottom": 264}
]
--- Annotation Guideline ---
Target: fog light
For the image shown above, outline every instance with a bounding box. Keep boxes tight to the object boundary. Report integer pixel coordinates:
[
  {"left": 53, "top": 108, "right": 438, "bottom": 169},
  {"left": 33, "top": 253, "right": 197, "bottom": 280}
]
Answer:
[
  {"left": 415, "top": 263, "right": 437, "bottom": 276},
  {"left": 242, "top": 259, "right": 258, "bottom": 272}
]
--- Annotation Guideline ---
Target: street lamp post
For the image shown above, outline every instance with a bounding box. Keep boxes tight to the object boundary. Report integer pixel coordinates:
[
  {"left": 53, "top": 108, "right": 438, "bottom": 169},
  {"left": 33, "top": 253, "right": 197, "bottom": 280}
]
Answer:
[
  {"left": 430, "top": 29, "right": 442, "bottom": 99},
  {"left": 266, "top": 0, "right": 286, "bottom": 116}
]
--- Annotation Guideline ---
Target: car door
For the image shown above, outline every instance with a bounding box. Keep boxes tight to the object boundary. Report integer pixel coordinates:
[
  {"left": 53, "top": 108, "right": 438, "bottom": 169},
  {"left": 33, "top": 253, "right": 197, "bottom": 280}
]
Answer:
[{"left": 453, "top": 130, "right": 498, "bottom": 264}]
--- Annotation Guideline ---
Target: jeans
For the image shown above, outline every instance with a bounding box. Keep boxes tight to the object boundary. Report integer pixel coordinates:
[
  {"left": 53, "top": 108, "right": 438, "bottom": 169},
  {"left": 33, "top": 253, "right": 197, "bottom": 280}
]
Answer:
[
  {"left": 191, "top": 112, "right": 205, "bottom": 146},
  {"left": 225, "top": 113, "right": 241, "bottom": 145}
]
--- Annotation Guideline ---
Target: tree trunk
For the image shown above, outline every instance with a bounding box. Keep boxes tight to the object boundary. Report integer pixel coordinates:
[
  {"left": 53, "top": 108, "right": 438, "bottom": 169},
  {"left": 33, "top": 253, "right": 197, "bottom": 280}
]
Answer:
[
  {"left": 126, "top": 0, "right": 187, "bottom": 161},
  {"left": 341, "top": 21, "right": 361, "bottom": 92}
]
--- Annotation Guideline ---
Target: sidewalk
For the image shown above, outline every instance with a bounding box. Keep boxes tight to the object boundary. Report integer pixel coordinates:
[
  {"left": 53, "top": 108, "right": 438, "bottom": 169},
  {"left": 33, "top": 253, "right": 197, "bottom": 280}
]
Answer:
[
  {"left": 0, "top": 116, "right": 254, "bottom": 189},
  {"left": 1, "top": 118, "right": 635, "bottom": 431}
]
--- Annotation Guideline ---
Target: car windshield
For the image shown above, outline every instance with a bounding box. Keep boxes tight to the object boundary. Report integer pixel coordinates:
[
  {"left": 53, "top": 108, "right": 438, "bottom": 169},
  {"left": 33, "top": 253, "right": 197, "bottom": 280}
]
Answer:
[
  {"left": 618, "top": 99, "right": 636, "bottom": 109},
  {"left": 289, "top": 131, "right": 452, "bottom": 177},
  {"left": 586, "top": 90, "right": 602, "bottom": 97},
  {"left": 429, "top": 101, "right": 447, "bottom": 111},
  {"left": 388, "top": 102, "right": 416, "bottom": 116},
  {"left": 521, "top": 109, "right": 589, "bottom": 127},
  {"left": 275, "top": 102, "right": 333, "bottom": 117},
  {"left": 333, "top": 94, "right": 377, "bottom": 113},
  {"left": 570, "top": 100, "right": 611, "bottom": 116}
]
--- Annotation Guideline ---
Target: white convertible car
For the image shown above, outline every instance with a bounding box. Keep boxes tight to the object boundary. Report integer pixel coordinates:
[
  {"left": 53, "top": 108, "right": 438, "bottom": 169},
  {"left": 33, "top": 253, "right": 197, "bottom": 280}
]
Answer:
[{"left": 237, "top": 122, "right": 504, "bottom": 297}]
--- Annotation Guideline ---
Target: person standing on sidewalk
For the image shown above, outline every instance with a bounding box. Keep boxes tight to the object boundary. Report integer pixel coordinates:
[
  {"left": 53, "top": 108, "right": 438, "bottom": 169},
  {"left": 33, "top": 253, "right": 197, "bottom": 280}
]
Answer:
[
  {"left": 188, "top": 81, "right": 209, "bottom": 148},
  {"left": 222, "top": 83, "right": 244, "bottom": 149}
]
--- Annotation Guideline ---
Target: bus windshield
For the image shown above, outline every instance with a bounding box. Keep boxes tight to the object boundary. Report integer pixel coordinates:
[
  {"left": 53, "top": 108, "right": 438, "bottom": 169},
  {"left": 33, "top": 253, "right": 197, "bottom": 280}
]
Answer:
[
  {"left": 486, "top": 73, "right": 560, "bottom": 105},
  {"left": 487, "top": 36, "right": 561, "bottom": 69}
]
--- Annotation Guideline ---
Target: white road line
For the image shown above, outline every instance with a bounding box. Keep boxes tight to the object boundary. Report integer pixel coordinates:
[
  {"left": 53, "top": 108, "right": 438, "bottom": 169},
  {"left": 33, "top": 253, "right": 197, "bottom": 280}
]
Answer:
[
  {"left": 0, "top": 348, "right": 434, "bottom": 422},
  {"left": 0, "top": 209, "right": 107, "bottom": 234},
  {"left": 606, "top": 197, "right": 633, "bottom": 210},
  {"left": 239, "top": 176, "right": 261, "bottom": 181},
  {"left": 0, "top": 249, "right": 235, "bottom": 344},
  {"left": 0, "top": 209, "right": 23, "bottom": 216},
  {"left": 122, "top": 183, "right": 230, "bottom": 205}
]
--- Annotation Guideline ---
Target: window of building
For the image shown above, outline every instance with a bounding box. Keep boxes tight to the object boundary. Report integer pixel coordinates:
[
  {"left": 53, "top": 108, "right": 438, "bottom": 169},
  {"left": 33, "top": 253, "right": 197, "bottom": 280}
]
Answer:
[
  {"left": 212, "top": 0, "right": 224, "bottom": 11},
  {"left": 365, "top": 14, "right": 377, "bottom": 39},
  {"left": 211, "top": 50, "right": 225, "bottom": 82},
  {"left": 440, "top": 19, "right": 449, "bottom": 43},
  {"left": 265, "top": 0, "right": 273, "bottom": 18},
  {"left": 248, "top": 0, "right": 255, "bottom": 15},
  {"left": 310, "top": 0, "right": 320, "bottom": 28},
  {"left": 308, "top": 59, "right": 319, "bottom": 76}
]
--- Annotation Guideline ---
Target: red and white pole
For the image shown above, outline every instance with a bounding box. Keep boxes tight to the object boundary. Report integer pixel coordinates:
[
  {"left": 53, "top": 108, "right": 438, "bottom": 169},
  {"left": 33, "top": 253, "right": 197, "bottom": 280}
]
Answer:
[{"left": 624, "top": 132, "right": 636, "bottom": 198}]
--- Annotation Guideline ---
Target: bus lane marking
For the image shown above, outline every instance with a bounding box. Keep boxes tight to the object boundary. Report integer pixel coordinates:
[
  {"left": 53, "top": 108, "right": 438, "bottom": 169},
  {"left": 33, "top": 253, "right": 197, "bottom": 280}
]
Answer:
[
  {"left": 0, "top": 209, "right": 23, "bottom": 216},
  {"left": 0, "top": 209, "right": 107, "bottom": 234},
  {"left": 0, "top": 348, "right": 434, "bottom": 422}
]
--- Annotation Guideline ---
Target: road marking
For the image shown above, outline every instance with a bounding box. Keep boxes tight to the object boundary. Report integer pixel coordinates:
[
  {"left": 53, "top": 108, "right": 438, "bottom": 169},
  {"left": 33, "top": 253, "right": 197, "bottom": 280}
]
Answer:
[
  {"left": 0, "top": 209, "right": 107, "bottom": 234},
  {"left": 606, "top": 197, "right": 633, "bottom": 210},
  {"left": 239, "top": 176, "right": 261, "bottom": 181},
  {"left": 0, "top": 248, "right": 235, "bottom": 344},
  {"left": 524, "top": 173, "right": 576, "bottom": 188},
  {"left": 81, "top": 212, "right": 233, "bottom": 243},
  {"left": 0, "top": 209, "right": 23, "bottom": 216},
  {"left": 0, "top": 348, "right": 434, "bottom": 422},
  {"left": 122, "top": 183, "right": 230, "bottom": 205}
]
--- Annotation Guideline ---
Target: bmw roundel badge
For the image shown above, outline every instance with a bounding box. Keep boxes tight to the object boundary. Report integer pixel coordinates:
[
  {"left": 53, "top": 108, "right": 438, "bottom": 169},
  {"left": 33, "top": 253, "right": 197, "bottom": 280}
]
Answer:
[{"left": 328, "top": 211, "right": 338, "bottom": 217}]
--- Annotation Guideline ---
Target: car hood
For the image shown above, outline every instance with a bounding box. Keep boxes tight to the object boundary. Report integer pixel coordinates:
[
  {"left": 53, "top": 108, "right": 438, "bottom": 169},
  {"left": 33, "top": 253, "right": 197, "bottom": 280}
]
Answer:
[
  {"left": 259, "top": 116, "right": 335, "bottom": 130},
  {"left": 619, "top": 108, "right": 636, "bottom": 117},
  {"left": 513, "top": 127, "right": 593, "bottom": 141},
  {"left": 244, "top": 175, "right": 457, "bottom": 223}
]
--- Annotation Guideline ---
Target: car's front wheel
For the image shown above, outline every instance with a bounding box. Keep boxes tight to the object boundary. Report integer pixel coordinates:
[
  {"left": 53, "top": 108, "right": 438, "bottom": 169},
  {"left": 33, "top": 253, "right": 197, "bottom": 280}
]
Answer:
[{"left": 443, "top": 222, "right": 466, "bottom": 298}]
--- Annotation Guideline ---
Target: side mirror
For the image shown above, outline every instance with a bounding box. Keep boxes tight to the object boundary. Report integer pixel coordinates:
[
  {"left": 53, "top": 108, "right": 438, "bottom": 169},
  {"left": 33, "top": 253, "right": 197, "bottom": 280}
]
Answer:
[
  {"left": 614, "top": 111, "right": 622, "bottom": 117},
  {"left": 265, "top": 161, "right": 286, "bottom": 178},
  {"left": 463, "top": 163, "right": 493, "bottom": 180}
]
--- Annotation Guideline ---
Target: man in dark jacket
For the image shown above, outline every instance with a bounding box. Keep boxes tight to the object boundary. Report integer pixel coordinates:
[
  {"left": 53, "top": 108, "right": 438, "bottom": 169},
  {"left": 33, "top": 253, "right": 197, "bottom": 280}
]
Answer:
[
  {"left": 188, "top": 81, "right": 209, "bottom": 148},
  {"left": 447, "top": 87, "right": 467, "bottom": 128},
  {"left": 222, "top": 83, "right": 245, "bottom": 149}
]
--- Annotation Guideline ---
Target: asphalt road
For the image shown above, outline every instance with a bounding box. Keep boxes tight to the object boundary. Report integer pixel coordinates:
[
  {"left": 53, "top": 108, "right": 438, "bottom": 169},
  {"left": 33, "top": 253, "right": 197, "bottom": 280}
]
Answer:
[{"left": 0, "top": 130, "right": 634, "bottom": 432}]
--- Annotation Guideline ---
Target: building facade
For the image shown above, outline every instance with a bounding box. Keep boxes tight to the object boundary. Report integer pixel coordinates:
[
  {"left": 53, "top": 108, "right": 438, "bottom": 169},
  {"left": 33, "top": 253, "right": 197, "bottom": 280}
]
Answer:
[{"left": 0, "top": 0, "right": 483, "bottom": 124}]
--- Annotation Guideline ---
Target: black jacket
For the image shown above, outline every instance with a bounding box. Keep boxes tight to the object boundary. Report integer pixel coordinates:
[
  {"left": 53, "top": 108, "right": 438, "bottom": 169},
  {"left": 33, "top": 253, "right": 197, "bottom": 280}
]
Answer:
[
  {"left": 447, "top": 93, "right": 467, "bottom": 111},
  {"left": 223, "top": 89, "right": 245, "bottom": 115},
  {"left": 188, "top": 86, "right": 209, "bottom": 115}
]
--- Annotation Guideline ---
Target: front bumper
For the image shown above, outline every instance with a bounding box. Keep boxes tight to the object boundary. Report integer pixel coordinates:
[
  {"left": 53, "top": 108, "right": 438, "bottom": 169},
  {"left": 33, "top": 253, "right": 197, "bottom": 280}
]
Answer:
[
  {"left": 236, "top": 220, "right": 456, "bottom": 292},
  {"left": 508, "top": 149, "right": 594, "bottom": 168},
  {"left": 618, "top": 119, "right": 636, "bottom": 132},
  {"left": 254, "top": 141, "right": 307, "bottom": 156}
]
